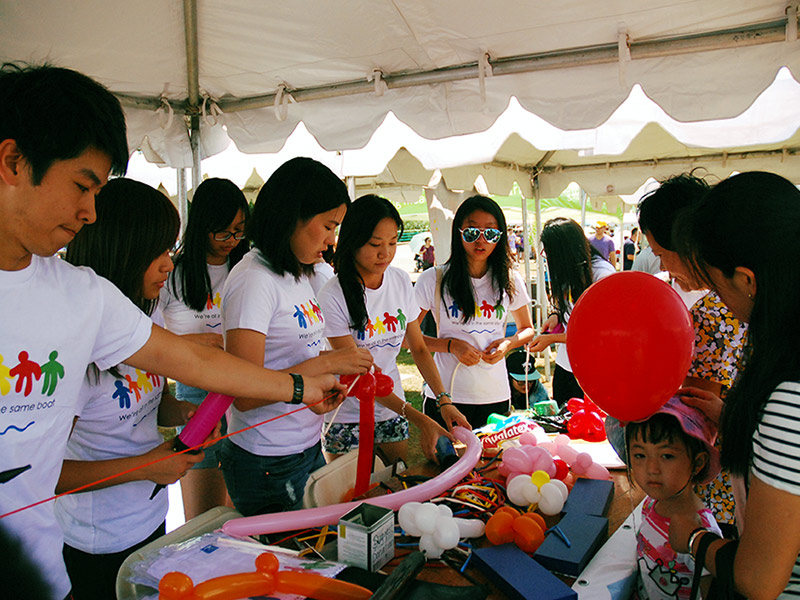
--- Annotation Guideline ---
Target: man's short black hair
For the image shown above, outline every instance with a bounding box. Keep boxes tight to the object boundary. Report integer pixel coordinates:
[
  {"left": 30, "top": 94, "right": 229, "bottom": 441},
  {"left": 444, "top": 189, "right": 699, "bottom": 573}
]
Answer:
[{"left": 0, "top": 62, "right": 128, "bottom": 184}]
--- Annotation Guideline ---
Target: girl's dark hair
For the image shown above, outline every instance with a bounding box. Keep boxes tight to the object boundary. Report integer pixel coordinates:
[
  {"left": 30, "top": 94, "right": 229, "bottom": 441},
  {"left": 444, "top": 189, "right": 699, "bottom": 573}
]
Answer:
[
  {"left": 540, "top": 217, "right": 599, "bottom": 321},
  {"left": 638, "top": 172, "right": 710, "bottom": 251},
  {"left": 171, "top": 178, "right": 250, "bottom": 311},
  {"left": 250, "top": 157, "right": 349, "bottom": 278},
  {"left": 333, "top": 195, "right": 404, "bottom": 332},
  {"left": 66, "top": 178, "right": 179, "bottom": 315},
  {"left": 443, "top": 195, "right": 514, "bottom": 322},
  {"left": 625, "top": 413, "right": 708, "bottom": 484},
  {"left": 675, "top": 171, "right": 800, "bottom": 475}
]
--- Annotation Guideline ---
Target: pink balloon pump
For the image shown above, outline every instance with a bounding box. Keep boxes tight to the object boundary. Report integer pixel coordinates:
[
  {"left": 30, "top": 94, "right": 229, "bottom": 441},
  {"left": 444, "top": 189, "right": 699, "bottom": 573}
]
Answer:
[{"left": 150, "top": 392, "right": 234, "bottom": 499}]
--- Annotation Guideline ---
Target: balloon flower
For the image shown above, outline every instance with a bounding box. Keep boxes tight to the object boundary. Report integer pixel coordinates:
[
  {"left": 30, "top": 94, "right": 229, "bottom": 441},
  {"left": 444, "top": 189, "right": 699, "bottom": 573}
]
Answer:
[
  {"left": 485, "top": 507, "right": 547, "bottom": 553},
  {"left": 567, "top": 272, "right": 694, "bottom": 422},
  {"left": 158, "top": 551, "right": 372, "bottom": 600},
  {"left": 506, "top": 471, "right": 569, "bottom": 515},
  {"left": 397, "top": 501, "right": 485, "bottom": 559}
]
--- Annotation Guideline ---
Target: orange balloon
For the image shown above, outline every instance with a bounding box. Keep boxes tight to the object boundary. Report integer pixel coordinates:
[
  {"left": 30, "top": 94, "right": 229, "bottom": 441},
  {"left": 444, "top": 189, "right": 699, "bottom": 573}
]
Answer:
[
  {"left": 485, "top": 512, "right": 515, "bottom": 545},
  {"left": 512, "top": 517, "right": 545, "bottom": 553},
  {"left": 276, "top": 571, "right": 372, "bottom": 600},
  {"left": 519, "top": 511, "right": 546, "bottom": 531},
  {"left": 495, "top": 505, "right": 521, "bottom": 519},
  {"left": 159, "top": 572, "right": 194, "bottom": 599}
]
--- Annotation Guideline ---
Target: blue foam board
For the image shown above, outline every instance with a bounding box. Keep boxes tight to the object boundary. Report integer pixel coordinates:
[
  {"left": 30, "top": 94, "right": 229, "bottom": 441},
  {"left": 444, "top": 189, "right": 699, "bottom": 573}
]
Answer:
[
  {"left": 562, "top": 478, "right": 615, "bottom": 517},
  {"left": 472, "top": 544, "right": 577, "bottom": 600},
  {"left": 533, "top": 512, "right": 608, "bottom": 577}
]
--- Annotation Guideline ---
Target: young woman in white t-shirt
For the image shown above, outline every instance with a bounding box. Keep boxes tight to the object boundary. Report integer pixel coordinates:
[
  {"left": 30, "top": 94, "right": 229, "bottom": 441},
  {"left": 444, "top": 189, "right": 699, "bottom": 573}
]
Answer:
[
  {"left": 527, "top": 217, "right": 616, "bottom": 406},
  {"left": 220, "top": 157, "right": 373, "bottom": 517},
  {"left": 160, "top": 177, "right": 249, "bottom": 519},
  {"left": 55, "top": 179, "right": 204, "bottom": 600},
  {"left": 415, "top": 195, "right": 534, "bottom": 429},
  {"left": 318, "top": 195, "right": 466, "bottom": 463}
]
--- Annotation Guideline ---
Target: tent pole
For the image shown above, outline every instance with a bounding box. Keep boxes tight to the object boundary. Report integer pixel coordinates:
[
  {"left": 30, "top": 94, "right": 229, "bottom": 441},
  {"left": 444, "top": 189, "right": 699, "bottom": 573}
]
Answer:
[
  {"left": 183, "top": 0, "right": 202, "bottom": 199},
  {"left": 580, "top": 188, "right": 587, "bottom": 229},
  {"left": 533, "top": 173, "right": 551, "bottom": 383},
  {"left": 177, "top": 168, "right": 188, "bottom": 237},
  {"left": 520, "top": 192, "right": 531, "bottom": 297},
  {"left": 346, "top": 176, "right": 356, "bottom": 201}
]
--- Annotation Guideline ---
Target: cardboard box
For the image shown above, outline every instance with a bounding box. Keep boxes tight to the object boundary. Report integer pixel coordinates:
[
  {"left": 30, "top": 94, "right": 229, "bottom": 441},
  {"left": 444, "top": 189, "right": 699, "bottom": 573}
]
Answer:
[
  {"left": 533, "top": 512, "right": 608, "bottom": 577},
  {"left": 472, "top": 544, "right": 577, "bottom": 600},
  {"left": 337, "top": 503, "right": 395, "bottom": 572}
]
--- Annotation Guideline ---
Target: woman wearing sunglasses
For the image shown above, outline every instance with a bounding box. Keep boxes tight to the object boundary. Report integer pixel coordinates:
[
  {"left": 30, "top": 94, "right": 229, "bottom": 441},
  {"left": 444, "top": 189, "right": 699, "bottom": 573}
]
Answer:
[
  {"left": 219, "top": 157, "right": 373, "bottom": 517},
  {"left": 160, "top": 177, "right": 249, "bottom": 519},
  {"left": 318, "top": 195, "right": 462, "bottom": 463},
  {"left": 415, "top": 195, "right": 535, "bottom": 429},
  {"left": 527, "top": 217, "right": 615, "bottom": 406}
]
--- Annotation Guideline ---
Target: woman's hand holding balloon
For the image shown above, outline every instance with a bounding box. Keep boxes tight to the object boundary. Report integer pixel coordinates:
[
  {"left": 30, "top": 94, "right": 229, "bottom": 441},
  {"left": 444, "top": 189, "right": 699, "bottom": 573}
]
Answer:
[
  {"left": 482, "top": 338, "right": 512, "bottom": 364},
  {"left": 440, "top": 403, "right": 471, "bottom": 431},
  {"left": 330, "top": 346, "right": 374, "bottom": 374},
  {"left": 678, "top": 386, "right": 724, "bottom": 426},
  {"left": 303, "top": 374, "right": 345, "bottom": 413},
  {"left": 526, "top": 333, "right": 561, "bottom": 354},
  {"left": 414, "top": 414, "right": 453, "bottom": 461},
  {"left": 450, "top": 338, "right": 483, "bottom": 366}
]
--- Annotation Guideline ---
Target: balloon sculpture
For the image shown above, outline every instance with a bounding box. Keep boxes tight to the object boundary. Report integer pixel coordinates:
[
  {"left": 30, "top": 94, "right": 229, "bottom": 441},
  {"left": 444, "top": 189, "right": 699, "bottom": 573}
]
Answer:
[
  {"left": 567, "top": 272, "right": 694, "bottom": 422},
  {"left": 485, "top": 507, "right": 547, "bottom": 553},
  {"left": 565, "top": 397, "right": 606, "bottom": 442},
  {"left": 158, "top": 551, "right": 372, "bottom": 600},
  {"left": 397, "top": 501, "right": 485, "bottom": 558}
]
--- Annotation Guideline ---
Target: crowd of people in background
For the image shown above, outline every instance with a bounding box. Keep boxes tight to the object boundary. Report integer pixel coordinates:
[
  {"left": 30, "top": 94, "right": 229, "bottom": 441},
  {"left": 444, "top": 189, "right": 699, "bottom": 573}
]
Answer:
[{"left": 2, "top": 61, "right": 799, "bottom": 599}]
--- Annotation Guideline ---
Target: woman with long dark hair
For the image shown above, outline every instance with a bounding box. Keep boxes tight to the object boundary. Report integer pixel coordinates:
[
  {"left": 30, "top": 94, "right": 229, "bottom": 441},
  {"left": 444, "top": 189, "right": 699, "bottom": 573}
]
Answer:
[
  {"left": 527, "top": 217, "right": 615, "bottom": 406},
  {"left": 318, "top": 195, "right": 461, "bottom": 462},
  {"left": 160, "top": 177, "right": 249, "bottom": 519},
  {"left": 219, "top": 157, "right": 373, "bottom": 517},
  {"left": 415, "top": 195, "right": 534, "bottom": 429},
  {"left": 668, "top": 172, "right": 800, "bottom": 597},
  {"left": 55, "top": 179, "right": 202, "bottom": 599}
]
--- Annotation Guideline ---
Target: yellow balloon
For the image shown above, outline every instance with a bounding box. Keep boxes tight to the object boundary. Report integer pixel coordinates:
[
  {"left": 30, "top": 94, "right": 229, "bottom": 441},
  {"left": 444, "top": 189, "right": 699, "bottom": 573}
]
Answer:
[{"left": 531, "top": 470, "right": 551, "bottom": 489}]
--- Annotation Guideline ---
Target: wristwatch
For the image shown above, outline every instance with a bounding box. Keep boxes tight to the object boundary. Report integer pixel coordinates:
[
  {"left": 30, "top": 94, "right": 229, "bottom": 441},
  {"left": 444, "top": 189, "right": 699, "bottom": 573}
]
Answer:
[{"left": 289, "top": 373, "right": 304, "bottom": 404}]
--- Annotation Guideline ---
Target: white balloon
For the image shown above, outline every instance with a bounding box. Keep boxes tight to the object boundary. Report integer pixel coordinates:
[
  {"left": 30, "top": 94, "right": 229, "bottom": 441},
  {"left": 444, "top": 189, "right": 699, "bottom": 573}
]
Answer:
[
  {"left": 549, "top": 478, "right": 570, "bottom": 502},
  {"left": 418, "top": 533, "right": 444, "bottom": 558},
  {"left": 398, "top": 502, "right": 422, "bottom": 536},
  {"left": 453, "top": 518, "right": 485, "bottom": 538},
  {"left": 538, "top": 482, "right": 566, "bottom": 515},
  {"left": 437, "top": 504, "right": 453, "bottom": 519},
  {"left": 433, "top": 518, "right": 461, "bottom": 549},
  {"left": 415, "top": 503, "right": 440, "bottom": 534},
  {"left": 523, "top": 482, "right": 542, "bottom": 505},
  {"left": 506, "top": 474, "right": 532, "bottom": 506}
]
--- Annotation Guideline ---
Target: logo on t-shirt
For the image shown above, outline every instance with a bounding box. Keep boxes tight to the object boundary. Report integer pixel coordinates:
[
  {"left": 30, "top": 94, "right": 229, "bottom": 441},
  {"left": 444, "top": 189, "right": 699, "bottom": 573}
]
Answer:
[
  {"left": 292, "top": 299, "right": 324, "bottom": 329},
  {"left": 115, "top": 370, "right": 162, "bottom": 409},
  {"left": 206, "top": 292, "right": 222, "bottom": 311},
  {"left": 1, "top": 350, "right": 64, "bottom": 398},
  {"left": 447, "top": 298, "right": 505, "bottom": 326},
  {"left": 355, "top": 308, "right": 407, "bottom": 344}
]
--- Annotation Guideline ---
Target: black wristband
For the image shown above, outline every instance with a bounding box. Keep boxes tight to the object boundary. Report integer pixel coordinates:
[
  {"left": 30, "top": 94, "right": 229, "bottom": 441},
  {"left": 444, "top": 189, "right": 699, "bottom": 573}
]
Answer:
[{"left": 289, "top": 373, "right": 304, "bottom": 404}]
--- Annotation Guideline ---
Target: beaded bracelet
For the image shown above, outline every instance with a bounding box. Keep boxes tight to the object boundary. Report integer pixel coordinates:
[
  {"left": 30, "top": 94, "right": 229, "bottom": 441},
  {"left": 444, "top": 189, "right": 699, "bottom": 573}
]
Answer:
[
  {"left": 400, "top": 401, "right": 409, "bottom": 419},
  {"left": 436, "top": 391, "right": 453, "bottom": 409}
]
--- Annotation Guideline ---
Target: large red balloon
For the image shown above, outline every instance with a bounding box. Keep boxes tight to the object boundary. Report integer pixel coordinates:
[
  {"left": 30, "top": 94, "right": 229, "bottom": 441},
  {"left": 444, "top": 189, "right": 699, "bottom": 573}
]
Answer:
[{"left": 566, "top": 272, "right": 694, "bottom": 422}]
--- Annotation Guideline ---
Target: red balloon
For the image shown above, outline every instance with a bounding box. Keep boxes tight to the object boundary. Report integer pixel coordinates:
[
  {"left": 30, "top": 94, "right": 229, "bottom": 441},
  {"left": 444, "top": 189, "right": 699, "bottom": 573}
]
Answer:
[
  {"left": 553, "top": 459, "right": 569, "bottom": 481},
  {"left": 374, "top": 373, "right": 394, "bottom": 397},
  {"left": 354, "top": 373, "right": 376, "bottom": 401},
  {"left": 339, "top": 374, "right": 357, "bottom": 386},
  {"left": 567, "top": 272, "right": 694, "bottom": 422}
]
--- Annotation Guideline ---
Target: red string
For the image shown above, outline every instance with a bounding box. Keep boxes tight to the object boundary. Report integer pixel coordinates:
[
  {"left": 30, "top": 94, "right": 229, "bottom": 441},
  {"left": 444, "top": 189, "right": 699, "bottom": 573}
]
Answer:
[{"left": 0, "top": 393, "right": 334, "bottom": 520}]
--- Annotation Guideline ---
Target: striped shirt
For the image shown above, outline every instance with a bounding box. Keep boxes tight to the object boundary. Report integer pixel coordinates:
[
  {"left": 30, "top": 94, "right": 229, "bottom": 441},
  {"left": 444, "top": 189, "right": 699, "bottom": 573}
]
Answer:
[{"left": 751, "top": 381, "right": 800, "bottom": 596}]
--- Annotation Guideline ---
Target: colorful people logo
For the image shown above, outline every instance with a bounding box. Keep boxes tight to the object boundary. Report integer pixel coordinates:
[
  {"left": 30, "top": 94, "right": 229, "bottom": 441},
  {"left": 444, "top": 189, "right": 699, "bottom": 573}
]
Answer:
[{"left": 2, "top": 349, "right": 65, "bottom": 398}]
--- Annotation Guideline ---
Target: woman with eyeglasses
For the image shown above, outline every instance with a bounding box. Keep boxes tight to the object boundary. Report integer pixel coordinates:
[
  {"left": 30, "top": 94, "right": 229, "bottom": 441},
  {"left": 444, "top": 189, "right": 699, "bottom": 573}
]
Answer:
[
  {"left": 219, "top": 157, "right": 373, "bottom": 517},
  {"left": 318, "top": 195, "right": 463, "bottom": 463},
  {"left": 527, "top": 217, "right": 615, "bottom": 406},
  {"left": 415, "top": 195, "right": 534, "bottom": 429},
  {"left": 160, "top": 177, "right": 249, "bottom": 519}
]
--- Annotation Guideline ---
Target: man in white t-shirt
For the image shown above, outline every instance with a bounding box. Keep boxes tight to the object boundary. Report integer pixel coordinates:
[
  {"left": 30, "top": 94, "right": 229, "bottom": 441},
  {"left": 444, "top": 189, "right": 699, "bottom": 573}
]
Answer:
[{"left": 0, "top": 63, "right": 342, "bottom": 600}]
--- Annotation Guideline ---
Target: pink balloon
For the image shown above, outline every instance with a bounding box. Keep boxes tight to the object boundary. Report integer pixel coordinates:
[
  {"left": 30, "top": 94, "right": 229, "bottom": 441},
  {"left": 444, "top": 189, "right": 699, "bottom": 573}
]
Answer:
[
  {"left": 555, "top": 443, "right": 578, "bottom": 466},
  {"left": 521, "top": 445, "right": 548, "bottom": 465},
  {"left": 497, "top": 461, "right": 512, "bottom": 477},
  {"left": 585, "top": 462, "right": 612, "bottom": 480},
  {"left": 575, "top": 452, "right": 593, "bottom": 470},
  {"left": 536, "top": 441, "right": 557, "bottom": 456},
  {"left": 554, "top": 434, "right": 571, "bottom": 447},
  {"left": 502, "top": 447, "right": 533, "bottom": 474},
  {"left": 518, "top": 431, "right": 538, "bottom": 446},
  {"left": 222, "top": 428, "right": 481, "bottom": 537},
  {"left": 505, "top": 471, "right": 525, "bottom": 483}
]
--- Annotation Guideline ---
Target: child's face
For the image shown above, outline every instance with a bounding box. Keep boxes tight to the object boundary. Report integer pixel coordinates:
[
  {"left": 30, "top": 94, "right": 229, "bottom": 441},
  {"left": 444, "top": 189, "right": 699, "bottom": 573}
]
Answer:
[{"left": 628, "top": 433, "right": 695, "bottom": 501}]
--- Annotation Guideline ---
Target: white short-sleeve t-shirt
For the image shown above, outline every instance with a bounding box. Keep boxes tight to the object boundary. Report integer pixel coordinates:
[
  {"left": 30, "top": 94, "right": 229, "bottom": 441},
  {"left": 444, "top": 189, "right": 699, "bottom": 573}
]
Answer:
[
  {"left": 415, "top": 266, "right": 529, "bottom": 405},
  {"left": 160, "top": 262, "right": 229, "bottom": 336},
  {"left": 222, "top": 249, "right": 325, "bottom": 455},
  {"left": 554, "top": 255, "right": 616, "bottom": 372},
  {"left": 0, "top": 255, "right": 152, "bottom": 600},
  {"left": 55, "top": 310, "right": 167, "bottom": 554},
  {"left": 319, "top": 266, "right": 420, "bottom": 423}
]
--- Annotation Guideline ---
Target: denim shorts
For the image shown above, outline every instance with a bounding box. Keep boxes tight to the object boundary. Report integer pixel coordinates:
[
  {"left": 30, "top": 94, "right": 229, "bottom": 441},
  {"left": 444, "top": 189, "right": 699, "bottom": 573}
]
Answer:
[
  {"left": 218, "top": 439, "right": 326, "bottom": 517},
  {"left": 175, "top": 383, "right": 226, "bottom": 470},
  {"left": 323, "top": 416, "right": 409, "bottom": 455}
]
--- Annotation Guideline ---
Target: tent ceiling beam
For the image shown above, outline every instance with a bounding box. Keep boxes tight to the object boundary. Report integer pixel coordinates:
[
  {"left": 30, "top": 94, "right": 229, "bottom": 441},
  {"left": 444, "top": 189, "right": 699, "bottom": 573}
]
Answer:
[{"left": 115, "top": 16, "right": 795, "bottom": 116}]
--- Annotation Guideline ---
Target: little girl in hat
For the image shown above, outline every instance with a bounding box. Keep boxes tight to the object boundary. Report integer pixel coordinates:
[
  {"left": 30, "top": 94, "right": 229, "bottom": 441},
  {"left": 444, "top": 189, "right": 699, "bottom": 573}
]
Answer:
[{"left": 626, "top": 397, "right": 723, "bottom": 600}]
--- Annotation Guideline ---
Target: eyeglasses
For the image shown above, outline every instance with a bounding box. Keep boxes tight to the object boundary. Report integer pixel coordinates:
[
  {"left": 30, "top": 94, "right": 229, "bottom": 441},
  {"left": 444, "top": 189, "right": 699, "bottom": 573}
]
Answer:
[
  {"left": 459, "top": 227, "right": 502, "bottom": 244},
  {"left": 213, "top": 231, "right": 246, "bottom": 241}
]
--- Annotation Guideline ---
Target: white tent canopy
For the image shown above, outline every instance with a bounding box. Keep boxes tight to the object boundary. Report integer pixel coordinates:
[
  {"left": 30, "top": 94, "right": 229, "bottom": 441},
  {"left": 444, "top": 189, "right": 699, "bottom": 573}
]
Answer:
[{"left": 2, "top": 0, "right": 799, "bottom": 169}]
